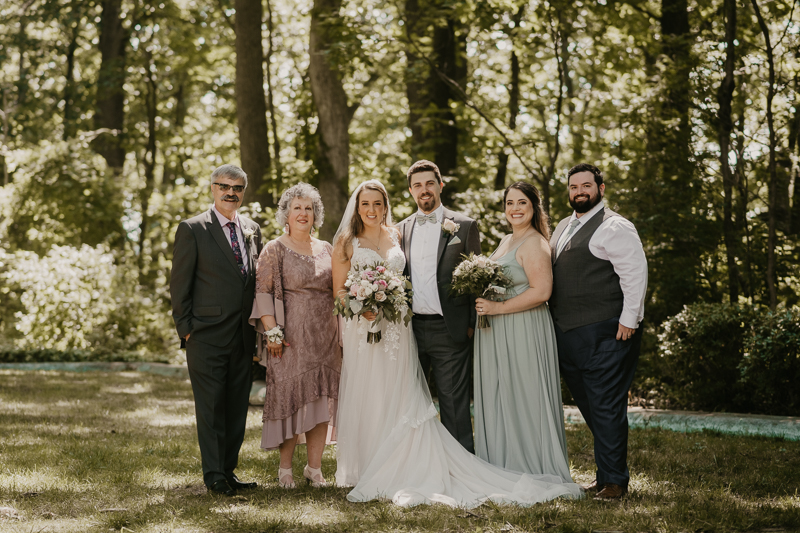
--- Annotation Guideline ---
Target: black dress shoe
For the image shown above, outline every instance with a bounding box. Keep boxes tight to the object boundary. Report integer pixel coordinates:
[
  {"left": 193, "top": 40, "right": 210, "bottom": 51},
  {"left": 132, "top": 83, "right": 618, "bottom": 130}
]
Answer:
[
  {"left": 228, "top": 475, "right": 257, "bottom": 491},
  {"left": 208, "top": 479, "right": 235, "bottom": 496}
]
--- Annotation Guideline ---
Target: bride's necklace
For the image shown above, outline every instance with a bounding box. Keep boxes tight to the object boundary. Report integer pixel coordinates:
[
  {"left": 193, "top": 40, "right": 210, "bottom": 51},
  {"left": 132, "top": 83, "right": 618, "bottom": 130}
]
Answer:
[{"left": 360, "top": 229, "right": 383, "bottom": 250}]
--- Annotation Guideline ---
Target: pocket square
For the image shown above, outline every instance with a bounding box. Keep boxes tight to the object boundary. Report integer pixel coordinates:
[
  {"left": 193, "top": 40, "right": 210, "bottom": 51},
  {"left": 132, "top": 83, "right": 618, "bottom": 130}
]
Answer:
[{"left": 448, "top": 236, "right": 462, "bottom": 246}]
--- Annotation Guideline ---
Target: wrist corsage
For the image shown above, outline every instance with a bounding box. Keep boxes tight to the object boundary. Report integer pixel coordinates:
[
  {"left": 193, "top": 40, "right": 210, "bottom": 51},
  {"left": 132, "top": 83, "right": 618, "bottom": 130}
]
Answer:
[{"left": 265, "top": 326, "right": 284, "bottom": 344}]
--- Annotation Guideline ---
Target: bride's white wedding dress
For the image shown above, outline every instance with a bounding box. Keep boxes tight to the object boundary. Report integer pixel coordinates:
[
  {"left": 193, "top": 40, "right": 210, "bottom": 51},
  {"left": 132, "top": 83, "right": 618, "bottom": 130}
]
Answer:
[{"left": 334, "top": 234, "right": 583, "bottom": 508}]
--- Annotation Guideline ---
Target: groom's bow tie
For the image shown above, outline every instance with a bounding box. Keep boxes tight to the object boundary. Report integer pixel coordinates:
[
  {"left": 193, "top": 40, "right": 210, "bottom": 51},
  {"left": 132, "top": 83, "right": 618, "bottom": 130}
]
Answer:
[{"left": 416, "top": 213, "right": 438, "bottom": 226}]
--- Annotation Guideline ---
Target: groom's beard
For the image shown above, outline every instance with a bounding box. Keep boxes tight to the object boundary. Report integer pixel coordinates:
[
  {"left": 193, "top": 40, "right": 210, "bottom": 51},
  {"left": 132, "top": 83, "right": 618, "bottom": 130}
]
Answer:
[
  {"left": 569, "top": 191, "right": 601, "bottom": 213},
  {"left": 416, "top": 195, "right": 437, "bottom": 213}
]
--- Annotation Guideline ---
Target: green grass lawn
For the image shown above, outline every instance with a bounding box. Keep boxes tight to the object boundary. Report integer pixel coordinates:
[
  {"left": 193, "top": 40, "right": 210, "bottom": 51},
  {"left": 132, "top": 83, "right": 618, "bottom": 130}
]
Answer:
[{"left": 0, "top": 370, "right": 798, "bottom": 533}]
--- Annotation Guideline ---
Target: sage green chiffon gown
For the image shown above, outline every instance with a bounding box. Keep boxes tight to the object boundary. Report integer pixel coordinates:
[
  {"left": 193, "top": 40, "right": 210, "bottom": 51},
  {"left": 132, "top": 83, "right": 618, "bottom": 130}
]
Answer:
[{"left": 473, "top": 237, "right": 574, "bottom": 483}]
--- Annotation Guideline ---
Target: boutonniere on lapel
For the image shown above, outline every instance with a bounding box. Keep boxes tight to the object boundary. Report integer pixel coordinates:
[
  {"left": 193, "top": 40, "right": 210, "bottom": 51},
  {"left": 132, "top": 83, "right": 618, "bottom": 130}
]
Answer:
[
  {"left": 442, "top": 218, "right": 460, "bottom": 236},
  {"left": 243, "top": 227, "right": 256, "bottom": 244},
  {"left": 442, "top": 218, "right": 462, "bottom": 245}
]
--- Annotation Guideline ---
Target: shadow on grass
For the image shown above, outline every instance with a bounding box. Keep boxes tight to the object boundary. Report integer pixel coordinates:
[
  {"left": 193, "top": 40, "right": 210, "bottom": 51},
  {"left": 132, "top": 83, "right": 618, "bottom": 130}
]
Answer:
[{"left": 1, "top": 370, "right": 798, "bottom": 532}]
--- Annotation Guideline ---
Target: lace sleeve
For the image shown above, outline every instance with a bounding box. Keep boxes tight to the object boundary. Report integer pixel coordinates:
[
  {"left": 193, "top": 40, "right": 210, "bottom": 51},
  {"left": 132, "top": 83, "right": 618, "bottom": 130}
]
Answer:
[{"left": 249, "top": 240, "right": 286, "bottom": 330}]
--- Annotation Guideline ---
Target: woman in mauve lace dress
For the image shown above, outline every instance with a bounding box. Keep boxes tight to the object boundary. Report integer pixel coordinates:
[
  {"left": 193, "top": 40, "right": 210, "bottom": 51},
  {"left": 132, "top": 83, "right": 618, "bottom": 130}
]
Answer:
[{"left": 249, "top": 183, "right": 341, "bottom": 488}]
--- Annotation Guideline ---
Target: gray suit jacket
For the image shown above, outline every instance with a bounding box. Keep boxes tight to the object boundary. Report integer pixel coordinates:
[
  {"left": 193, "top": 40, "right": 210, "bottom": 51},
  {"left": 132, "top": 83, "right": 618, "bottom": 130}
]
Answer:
[
  {"left": 170, "top": 208, "right": 263, "bottom": 357},
  {"left": 398, "top": 207, "right": 481, "bottom": 345}
]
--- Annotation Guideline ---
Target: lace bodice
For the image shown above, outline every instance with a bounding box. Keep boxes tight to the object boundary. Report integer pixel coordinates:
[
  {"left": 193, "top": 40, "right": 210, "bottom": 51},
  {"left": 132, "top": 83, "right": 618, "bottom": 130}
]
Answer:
[{"left": 350, "top": 232, "right": 405, "bottom": 274}]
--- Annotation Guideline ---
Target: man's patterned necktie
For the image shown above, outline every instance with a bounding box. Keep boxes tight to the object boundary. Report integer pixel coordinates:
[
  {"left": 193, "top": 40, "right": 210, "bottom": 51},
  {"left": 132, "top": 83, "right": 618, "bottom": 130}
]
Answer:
[{"left": 227, "top": 221, "right": 247, "bottom": 277}]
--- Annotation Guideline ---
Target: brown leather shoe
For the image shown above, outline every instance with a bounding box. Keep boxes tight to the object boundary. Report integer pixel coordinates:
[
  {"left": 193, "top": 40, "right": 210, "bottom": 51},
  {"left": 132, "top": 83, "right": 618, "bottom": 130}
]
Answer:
[
  {"left": 583, "top": 480, "right": 601, "bottom": 493},
  {"left": 594, "top": 483, "right": 627, "bottom": 500}
]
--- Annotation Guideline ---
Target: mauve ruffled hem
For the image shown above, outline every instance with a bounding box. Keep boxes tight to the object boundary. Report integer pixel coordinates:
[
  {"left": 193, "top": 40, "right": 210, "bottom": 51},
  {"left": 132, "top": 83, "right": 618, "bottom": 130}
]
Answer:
[{"left": 261, "top": 395, "right": 338, "bottom": 450}]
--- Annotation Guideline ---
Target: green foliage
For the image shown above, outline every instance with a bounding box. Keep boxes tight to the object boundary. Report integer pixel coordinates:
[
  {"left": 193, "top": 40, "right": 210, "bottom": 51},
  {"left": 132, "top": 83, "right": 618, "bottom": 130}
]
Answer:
[
  {"left": 0, "top": 137, "right": 125, "bottom": 254},
  {"left": 1, "top": 0, "right": 799, "bottom": 373},
  {"left": 657, "top": 303, "right": 800, "bottom": 415},
  {"left": 739, "top": 308, "right": 800, "bottom": 415},
  {"left": 452, "top": 186, "right": 507, "bottom": 254},
  {"left": 0, "top": 244, "right": 176, "bottom": 360},
  {"left": 658, "top": 303, "right": 755, "bottom": 412}
]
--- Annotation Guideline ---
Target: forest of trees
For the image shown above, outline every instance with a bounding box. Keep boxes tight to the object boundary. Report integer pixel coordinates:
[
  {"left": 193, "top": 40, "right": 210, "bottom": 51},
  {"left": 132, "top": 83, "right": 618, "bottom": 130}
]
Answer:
[{"left": 0, "top": 0, "right": 798, "bottom": 362}]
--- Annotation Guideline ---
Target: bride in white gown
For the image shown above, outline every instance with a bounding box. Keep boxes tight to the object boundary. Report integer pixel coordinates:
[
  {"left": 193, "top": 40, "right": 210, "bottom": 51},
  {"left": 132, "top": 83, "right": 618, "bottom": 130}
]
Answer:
[{"left": 331, "top": 180, "right": 583, "bottom": 508}]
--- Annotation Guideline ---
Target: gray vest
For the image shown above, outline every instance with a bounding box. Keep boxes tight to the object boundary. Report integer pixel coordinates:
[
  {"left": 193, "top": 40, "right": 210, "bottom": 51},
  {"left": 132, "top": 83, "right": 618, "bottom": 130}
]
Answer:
[{"left": 549, "top": 208, "right": 624, "bottom": 332}]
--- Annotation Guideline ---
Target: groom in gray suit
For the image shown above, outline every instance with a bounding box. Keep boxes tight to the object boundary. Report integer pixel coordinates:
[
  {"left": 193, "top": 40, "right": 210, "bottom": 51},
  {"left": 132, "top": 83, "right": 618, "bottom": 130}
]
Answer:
[
  {"left": 398, "top": 160, "right": 481, "bottom": 453},
  {"left": 170, "top": 164, "right": 262, "bottom": 495}
]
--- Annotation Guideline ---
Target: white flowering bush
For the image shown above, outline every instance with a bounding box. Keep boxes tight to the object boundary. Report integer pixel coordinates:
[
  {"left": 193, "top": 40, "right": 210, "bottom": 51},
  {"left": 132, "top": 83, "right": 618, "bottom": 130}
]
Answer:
[{"left": 0, "top": 244, "right": 174, "bottom": 359}]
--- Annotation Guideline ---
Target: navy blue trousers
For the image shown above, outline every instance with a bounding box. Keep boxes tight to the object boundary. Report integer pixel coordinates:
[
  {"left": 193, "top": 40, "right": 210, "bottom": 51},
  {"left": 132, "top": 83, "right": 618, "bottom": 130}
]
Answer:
[{"left": 555, "top": 316, "right": 641, "bottom": 488}]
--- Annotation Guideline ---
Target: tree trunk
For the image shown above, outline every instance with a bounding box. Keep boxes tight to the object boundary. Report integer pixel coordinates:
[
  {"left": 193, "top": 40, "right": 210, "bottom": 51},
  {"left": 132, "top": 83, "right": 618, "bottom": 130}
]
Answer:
[
  {"left": 1, "top": 88, "right": 8, "bottom": 186},
  {"left": 93, "top": 0, "right": 128, "bottom": 171},
  {"left": 541, "top": 9, "right": 566, "bottom": 216},
  {"left": 735, "top": 114, "right": 754, "bottom": 301},
  {"left": 63, "top": 21, "right": 79, "bottom": 141},
  {"left": 161, "top": 82, "right": 187, "bottom": 190},
  {"left": 750, "top": 0, "right": 778, "bottom": 309},
  {"left": 430, "top": 16, "right": 464, "bottom": 179},
  {"left": 138, "top": 51, "right": 157, "bottom": 283},
  {"left": 234, "top": 0, "right": 272, "bottom": 207},
  {"left": 717, "top": 0, "right": 739, "bottom": 303},
  {"left": 265, "top": 0, "right": 282, "bottom": 185},
  {"left": 789, "top": 75, "right": 800, "bottom": 236},
  {"left": 404, "top": 0, "right": 427, "bottom": 162},
  {"left": 495, "top": 4, "right": 524, "bottom": 191},
  {"left": 309, "top": 0, "right": 353, "bottom": 243}
]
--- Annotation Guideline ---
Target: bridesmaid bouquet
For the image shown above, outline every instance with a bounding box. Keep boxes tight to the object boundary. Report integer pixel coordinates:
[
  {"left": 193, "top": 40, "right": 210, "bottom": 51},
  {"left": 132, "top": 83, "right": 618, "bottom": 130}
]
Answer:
[
  {"left": 333, "top": 263, "right": 414, "bottom": 343},
  {"left": 451, "top": 253, "right": 512, "bottom": 328}
]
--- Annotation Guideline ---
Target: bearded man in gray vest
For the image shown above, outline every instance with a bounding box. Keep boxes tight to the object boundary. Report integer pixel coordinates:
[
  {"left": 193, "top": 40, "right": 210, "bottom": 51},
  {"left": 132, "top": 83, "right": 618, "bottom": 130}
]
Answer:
[
  {"left": 170, "top": 164, "right": 262, "bottom": 496},
  {"left": 549, "top": 163, "right": 647, "bottom": 501}
]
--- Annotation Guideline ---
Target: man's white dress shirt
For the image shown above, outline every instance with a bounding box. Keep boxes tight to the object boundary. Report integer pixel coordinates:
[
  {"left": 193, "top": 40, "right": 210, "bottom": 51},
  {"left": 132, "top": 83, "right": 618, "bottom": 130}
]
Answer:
[{"left": 410, "top": 204, "right": 444, "bottom": 316}]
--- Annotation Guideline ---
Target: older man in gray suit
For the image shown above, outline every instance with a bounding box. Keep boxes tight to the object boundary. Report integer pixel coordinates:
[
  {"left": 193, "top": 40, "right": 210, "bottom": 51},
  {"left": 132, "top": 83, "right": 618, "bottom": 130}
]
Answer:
[
  {"left": 397, "top": 160, "right": 481, "bottom": 453},
  {"left": 170, "top": 164, "right": 263, "bottom": 495}
]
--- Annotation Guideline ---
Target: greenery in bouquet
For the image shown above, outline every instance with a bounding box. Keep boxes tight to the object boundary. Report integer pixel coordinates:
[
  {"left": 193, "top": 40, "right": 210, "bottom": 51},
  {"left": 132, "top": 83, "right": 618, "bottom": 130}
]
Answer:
[
  {"left": 333, "top": 263, "right": 414, "bottom": 343},
  {"left": 451, "top": 253, "right": 512, "bottom": 328}
]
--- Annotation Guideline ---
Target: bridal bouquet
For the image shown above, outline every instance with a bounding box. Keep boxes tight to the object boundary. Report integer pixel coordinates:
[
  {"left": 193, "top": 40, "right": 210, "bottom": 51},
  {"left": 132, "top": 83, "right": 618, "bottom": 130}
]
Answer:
[
  {"left": 333, "top": 263, "right": 414, "bottom": 343},
  {"left": 451, "top": 253, "right": 512, "bottom": 328}
]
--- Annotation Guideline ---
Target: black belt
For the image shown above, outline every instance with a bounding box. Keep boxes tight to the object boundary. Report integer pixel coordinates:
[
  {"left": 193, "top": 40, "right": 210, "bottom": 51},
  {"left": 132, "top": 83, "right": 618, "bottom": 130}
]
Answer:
[{"left": 414, "top": 314, "right": 444, "bottom": 321}]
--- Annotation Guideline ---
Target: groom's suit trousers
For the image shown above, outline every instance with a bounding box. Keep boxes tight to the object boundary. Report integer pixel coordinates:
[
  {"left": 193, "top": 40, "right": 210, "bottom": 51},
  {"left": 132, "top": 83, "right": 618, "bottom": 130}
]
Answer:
[
  {"left": 555, "top": 317, "right": 641, "bottom": 488},
  {"left": 186, "top": 329, "right": 251, "bottom": 487},
  {"left": 413, "top": 316, "right": 475, "bottom": 454}
]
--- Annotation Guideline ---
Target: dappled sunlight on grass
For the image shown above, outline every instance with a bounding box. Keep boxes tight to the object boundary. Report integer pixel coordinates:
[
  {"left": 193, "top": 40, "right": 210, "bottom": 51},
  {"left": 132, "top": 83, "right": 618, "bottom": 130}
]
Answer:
[
  {"left": 101, "top": 381, "right": 153, "bottom": 395},
  {"left": 1, "top": 370, "right": 798, "bottom": 532},
  {"left": 124, "top": 406, "right": 196, "bottom": 427}
]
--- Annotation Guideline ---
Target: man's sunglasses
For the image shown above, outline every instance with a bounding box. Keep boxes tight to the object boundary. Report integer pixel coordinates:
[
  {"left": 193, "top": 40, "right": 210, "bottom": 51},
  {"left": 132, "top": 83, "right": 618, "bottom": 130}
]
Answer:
[{"left": 213, "top": 183, "right": 245, "bottom": 193}]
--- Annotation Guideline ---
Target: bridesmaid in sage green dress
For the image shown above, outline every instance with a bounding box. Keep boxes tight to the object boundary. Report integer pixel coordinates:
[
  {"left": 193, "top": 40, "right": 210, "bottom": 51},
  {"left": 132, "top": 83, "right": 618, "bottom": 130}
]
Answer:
[{"left": 473, "top": 182, "right": 574, "bottom": 484}]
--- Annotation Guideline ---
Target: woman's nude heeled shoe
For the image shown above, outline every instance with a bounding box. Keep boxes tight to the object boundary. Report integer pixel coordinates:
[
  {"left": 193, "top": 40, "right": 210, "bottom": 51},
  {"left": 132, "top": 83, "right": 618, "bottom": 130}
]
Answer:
[
  {"left": 278, "top": 467, "right": 296, "bottom": 489},
  {"left": 303, "top": 465, "right": 328, "bottom": 487}
]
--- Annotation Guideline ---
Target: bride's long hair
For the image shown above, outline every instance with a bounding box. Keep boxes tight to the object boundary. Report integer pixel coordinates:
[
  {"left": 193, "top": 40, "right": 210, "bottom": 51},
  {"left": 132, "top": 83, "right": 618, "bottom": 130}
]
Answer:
[{"left": 333, "top": 180, "right": 392, "bottom": 249}]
